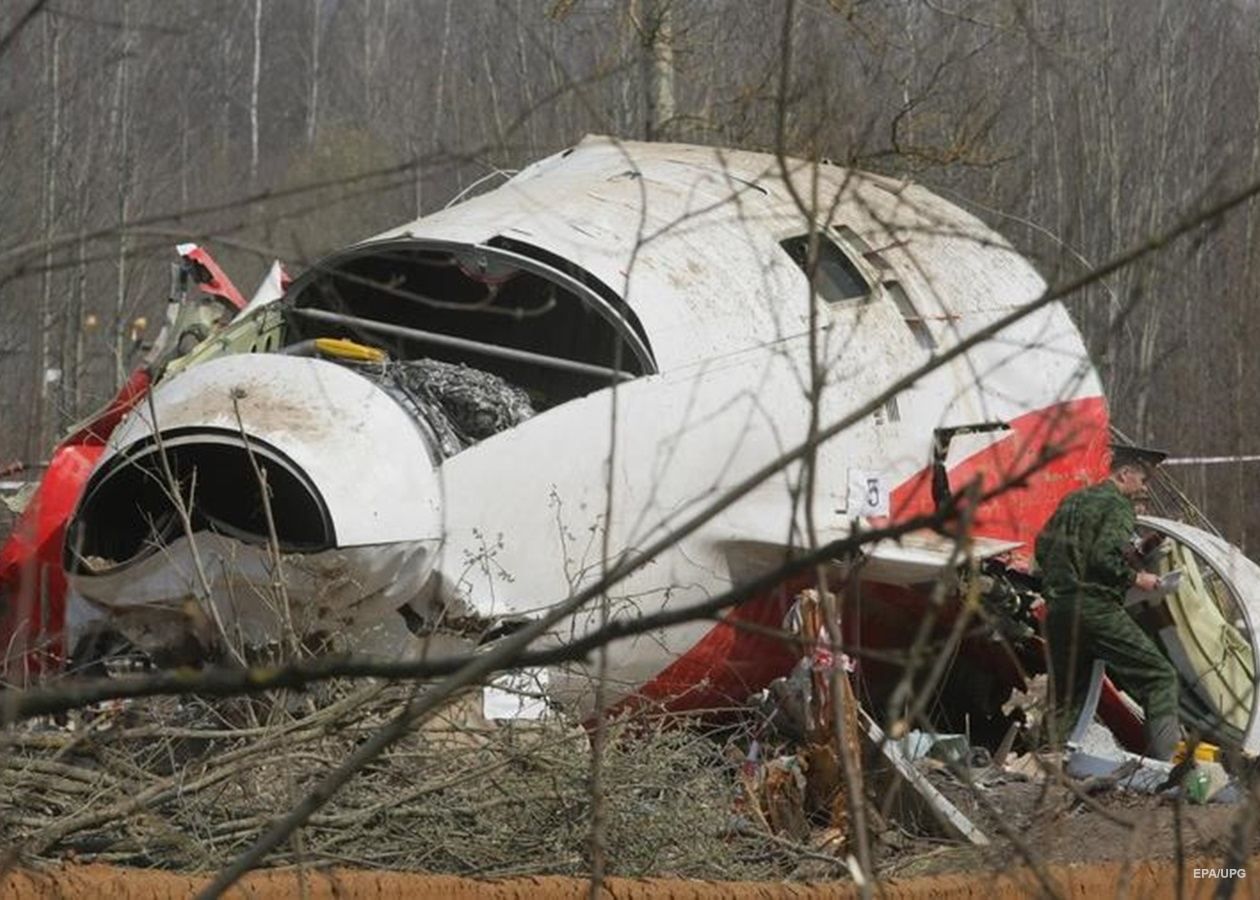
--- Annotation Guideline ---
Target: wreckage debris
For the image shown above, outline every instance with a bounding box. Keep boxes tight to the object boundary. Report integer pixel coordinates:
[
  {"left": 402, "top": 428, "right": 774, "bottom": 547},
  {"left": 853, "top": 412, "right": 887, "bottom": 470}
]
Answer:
[
  {"left": 730, "top": 590, "right": 872, "bottom": 858},
  {"left": 376, "top": 357, "right": 536, "bottom": 456}
]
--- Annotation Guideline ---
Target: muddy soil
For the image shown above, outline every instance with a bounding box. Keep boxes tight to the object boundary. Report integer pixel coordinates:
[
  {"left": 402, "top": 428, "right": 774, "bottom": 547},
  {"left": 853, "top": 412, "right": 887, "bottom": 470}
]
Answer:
[{"left": 874, "top": 769, "right": 1249, "bottom": 880}]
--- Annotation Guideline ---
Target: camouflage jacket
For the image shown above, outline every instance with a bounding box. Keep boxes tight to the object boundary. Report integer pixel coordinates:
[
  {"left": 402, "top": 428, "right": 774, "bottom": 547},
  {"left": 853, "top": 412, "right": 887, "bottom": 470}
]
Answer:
[{"left": 1034, "top": 480, "right": 1136, "bottom": 604}]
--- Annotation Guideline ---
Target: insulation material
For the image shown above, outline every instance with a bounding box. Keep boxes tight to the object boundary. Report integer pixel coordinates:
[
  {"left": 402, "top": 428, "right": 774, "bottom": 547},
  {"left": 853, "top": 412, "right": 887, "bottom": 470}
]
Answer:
[
  {"left": 1155, "top": 541, "right": 1255, "bottom": 734},
  {"left": 377, "top": 359, "right": 535, "bottom": 456}
]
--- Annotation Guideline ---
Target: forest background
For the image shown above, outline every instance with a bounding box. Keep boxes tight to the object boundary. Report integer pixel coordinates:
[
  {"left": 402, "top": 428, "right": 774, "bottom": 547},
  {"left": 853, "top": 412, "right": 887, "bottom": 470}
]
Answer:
[{"left": 2, "top": 0, "right": 1258, "bottom": 546}]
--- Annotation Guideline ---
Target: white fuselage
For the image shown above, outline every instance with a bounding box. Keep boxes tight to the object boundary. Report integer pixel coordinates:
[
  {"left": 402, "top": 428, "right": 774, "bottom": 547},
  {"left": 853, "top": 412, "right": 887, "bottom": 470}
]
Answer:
[{"left": 67, "top": 138, "right": 1107, "bottom": 712}]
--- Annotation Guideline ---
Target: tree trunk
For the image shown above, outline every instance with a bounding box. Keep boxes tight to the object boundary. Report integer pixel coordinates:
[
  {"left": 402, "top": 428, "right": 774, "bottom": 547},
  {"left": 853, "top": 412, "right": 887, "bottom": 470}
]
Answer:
[
  {"left": 112, "top": 0, "right": 131, "bottom": 389},
  {"left": 250, "top": 0, "right": 262, "bottom": 183},
  {"left": 637, "top": 0, "right": 676, "bottom": 141},
  {"left": 433, "top": 0, "right": 453, "bottom": 147},
  {"left": 35, "top": 13, "right": 60, "bottom": 457},
  {"left": 70, "top": 233, "right": 86, "bottom": 419},
  {"left": 307, "top": 0, "right": 320, "bottom": 145}
]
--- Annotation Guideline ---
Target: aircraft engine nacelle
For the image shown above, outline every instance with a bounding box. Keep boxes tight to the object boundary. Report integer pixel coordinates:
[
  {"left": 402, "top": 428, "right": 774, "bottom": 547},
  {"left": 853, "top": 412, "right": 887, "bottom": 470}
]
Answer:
[{"left": 63, "top": 354, "right": 444, "bottom": 660}]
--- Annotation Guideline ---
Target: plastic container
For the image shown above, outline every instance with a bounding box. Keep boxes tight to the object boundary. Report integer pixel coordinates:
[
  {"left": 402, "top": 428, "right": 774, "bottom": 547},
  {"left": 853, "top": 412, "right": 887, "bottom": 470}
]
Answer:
[
  {"left": 1172, "top": 741, "right": 1220, "bottom": 764},
  {"left": 1183, "top": 767, "right": 1211, "bottom": 804}
]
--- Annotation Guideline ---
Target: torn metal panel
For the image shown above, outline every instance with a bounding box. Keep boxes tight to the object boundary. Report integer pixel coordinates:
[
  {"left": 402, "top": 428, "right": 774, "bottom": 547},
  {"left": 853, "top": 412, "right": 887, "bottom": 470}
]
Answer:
[
  {"left": 860, "top": 529, "right": 1023, "bottom": 586},
  {"left": 1065, "top": 742, "right": 1240, "bottom": 803},
  {"left": 234, "top": 258, "right": 291, "bottom": 321},
  {"left": 174, "top": 243, "right": 247, "bottom": 312},
  {"left": 69, "top": 533, "right": 442, "bottom": 660},
  {"left": 859, "top": 711, "right": 990, "bottom": 846},
  {"left": 1064, "top": 750, "right": 1179, "bottom": 794},
  {"left": 1065, "top": 656, "right": 1240, "bottom": 802},
  {"left": 1067, "top": 660, "right": 1111, "bottom": 749},
  {"left": 1, "top": 480, "right": 37, "bottom": 515}
]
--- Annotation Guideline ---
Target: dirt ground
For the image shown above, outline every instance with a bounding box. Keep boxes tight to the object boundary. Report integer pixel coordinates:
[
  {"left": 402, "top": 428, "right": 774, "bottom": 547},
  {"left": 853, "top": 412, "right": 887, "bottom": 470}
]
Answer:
[
  {"left": 3, "top": 857, "right": 1260, "bottom": 900},
  {"left": 873, "top": 770, "right": 1250, "bottom": 879},
  {"left": 2, "top": 783, "right": 1255, "bottom": 899}
]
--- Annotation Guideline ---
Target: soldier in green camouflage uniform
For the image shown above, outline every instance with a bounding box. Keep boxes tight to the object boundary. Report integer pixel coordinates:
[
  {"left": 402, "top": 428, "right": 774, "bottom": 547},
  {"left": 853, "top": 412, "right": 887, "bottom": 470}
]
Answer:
[{"left": 1034, "top": 445, "right": 1181, "bottom": 759}]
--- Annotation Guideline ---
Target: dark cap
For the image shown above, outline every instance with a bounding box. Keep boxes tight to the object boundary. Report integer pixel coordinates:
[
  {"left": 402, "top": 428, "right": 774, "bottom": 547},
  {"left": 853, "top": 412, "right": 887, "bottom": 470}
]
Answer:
[{"left": 1109, "top": 443, "right": 1168, "bottom": 472}]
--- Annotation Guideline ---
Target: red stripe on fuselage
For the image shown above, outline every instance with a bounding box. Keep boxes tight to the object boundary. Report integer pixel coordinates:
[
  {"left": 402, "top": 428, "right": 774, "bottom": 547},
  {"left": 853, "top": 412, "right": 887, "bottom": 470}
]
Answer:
[
  {"left": 633, "top": 395, "right": 1110, "bottom": 711},
  {"left": 881, "top": 395, "right": 1110, "bottom": 558}
]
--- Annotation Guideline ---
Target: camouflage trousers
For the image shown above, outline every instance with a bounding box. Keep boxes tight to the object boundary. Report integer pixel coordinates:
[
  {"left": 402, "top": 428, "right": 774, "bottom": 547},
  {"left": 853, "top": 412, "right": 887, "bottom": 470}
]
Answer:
[{"left": 1043, "top": 593, "right": 1179, "bottom": 742}]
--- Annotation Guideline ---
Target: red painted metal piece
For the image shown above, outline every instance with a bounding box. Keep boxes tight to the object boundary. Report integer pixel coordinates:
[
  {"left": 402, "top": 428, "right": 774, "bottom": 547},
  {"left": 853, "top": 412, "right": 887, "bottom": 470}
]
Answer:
[
  {"left": 0, "top": 369, "right": 153, "bottom": 680},
  {"left": 180, "top": 245, "right": 247, "bottom": 311},
  {"left": 882, "top": 395, "right": 1112, "bottom": 554},
  {"left": 632, "top": 574, "right": 813, "bottom": 713},
  {"left": 1097, "top": 677, "right": 1146, "bottom": 752}
]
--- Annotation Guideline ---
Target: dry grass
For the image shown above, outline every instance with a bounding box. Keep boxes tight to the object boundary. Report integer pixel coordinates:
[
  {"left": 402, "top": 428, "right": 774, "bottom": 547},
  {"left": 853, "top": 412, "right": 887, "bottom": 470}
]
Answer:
[
  {"left": 0, "top": 680, "right": 817, "bottom": 880},
  {"left": 4, "top": 677, "right": 1254, "bottom": 885}
]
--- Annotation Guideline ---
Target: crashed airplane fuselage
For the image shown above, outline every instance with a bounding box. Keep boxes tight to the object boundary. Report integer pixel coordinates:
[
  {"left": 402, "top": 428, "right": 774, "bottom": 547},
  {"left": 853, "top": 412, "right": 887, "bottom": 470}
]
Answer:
[{"left": 21, "top": 137, "right": 1260, "bottom": 754}]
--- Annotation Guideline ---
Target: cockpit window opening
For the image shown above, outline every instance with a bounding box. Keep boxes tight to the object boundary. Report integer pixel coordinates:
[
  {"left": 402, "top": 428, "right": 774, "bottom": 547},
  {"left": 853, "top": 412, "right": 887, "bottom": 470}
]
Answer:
[
  {"left": 886, "top": 281, "right": 937, "bottom": 351},
  {"left": 780, "top": 233, "right": 870, "bottom": 305},
  {"left": 830, "top": 224, "right": 895, "bottom": 275}
]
